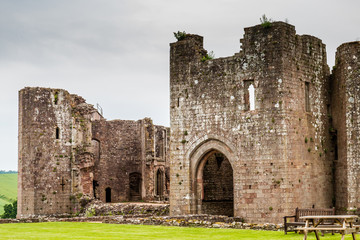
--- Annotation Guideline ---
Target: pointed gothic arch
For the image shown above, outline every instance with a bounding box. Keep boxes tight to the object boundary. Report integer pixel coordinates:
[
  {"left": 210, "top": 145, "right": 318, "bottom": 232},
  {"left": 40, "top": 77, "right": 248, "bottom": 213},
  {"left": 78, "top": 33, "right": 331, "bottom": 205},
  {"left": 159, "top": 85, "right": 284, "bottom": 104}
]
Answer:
[{"left": 189, "top": 138, "right": 237, "bottom": 217}]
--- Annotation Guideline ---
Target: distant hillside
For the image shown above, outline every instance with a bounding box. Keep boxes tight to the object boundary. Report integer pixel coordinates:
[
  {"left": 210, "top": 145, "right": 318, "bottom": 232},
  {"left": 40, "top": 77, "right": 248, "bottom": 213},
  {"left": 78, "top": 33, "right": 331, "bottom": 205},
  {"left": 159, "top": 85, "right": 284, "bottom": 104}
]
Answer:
[
  {"left": 0, "top": 170, "right": 18, "bottom": 174},
  {"left": 0, "top": 173, "right": 17, "bottom": 215}
]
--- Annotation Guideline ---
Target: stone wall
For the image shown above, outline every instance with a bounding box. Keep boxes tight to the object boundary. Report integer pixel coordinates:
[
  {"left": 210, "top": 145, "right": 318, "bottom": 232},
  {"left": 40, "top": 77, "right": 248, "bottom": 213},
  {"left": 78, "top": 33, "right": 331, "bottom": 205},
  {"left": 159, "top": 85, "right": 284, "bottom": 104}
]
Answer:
[
  {"left": 332, "top": 42, "right": 360, "bottom": 213},
  {"left": 91, "top": 118, "right": 170, "bottom": 203},
  {"left": 18, "top": 87, "right": 170, "bottom": 218},
  {"left": 92, "top": 119, "right": 143, "bottom": 202},
  {"left": 18, "top": 88, "right": 94, "bottom": 218},
  {"left": 169, "top": 22, "right": 333, "bottom": 223}
]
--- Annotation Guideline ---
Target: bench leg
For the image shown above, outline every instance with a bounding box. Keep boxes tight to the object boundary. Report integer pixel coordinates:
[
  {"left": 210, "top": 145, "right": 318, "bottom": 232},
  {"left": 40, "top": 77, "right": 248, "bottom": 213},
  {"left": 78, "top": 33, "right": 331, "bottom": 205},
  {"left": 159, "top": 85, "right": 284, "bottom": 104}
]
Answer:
[
  {"left": 314, "top": 230, "right": 320, "bottom": 240},
  {"left": 352, "top": 232, "right": 356, "bottom": 240},
  {"left": 341, "top": 234, "right": 345, "bottom": 240},
  {"left": 303, "top": 230, "right": 308, "bottom": 240}
]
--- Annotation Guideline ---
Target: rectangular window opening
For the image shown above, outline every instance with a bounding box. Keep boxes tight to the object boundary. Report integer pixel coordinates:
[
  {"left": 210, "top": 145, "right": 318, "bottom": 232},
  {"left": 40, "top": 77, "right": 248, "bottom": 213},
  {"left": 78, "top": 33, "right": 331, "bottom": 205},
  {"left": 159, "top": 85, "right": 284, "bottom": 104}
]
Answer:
[
  {"left": 244, "top": 80, "right": 255, "bottom": 111},
  {"left": 56, "top": 127, "right": 60, "bottom": 139}
]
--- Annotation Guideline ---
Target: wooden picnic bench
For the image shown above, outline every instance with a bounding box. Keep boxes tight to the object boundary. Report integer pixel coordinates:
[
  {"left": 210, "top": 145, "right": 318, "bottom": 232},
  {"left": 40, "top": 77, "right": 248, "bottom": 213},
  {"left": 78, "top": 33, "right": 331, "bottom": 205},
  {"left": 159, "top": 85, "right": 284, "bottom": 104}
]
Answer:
[
  {"left": 284, "top": 207, "right": 335, "bottom": 234},
  {"left": 297, "top": 215, "right": 359, "bottom": 240}
]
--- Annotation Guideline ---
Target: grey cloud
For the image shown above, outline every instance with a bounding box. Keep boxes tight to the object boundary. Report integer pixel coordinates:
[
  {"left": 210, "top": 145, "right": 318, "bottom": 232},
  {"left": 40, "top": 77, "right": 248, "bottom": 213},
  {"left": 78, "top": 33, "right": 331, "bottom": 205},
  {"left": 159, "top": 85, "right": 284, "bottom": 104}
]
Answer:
[{"left": 1, "top": 0, "right": 359, "bottom": 170}]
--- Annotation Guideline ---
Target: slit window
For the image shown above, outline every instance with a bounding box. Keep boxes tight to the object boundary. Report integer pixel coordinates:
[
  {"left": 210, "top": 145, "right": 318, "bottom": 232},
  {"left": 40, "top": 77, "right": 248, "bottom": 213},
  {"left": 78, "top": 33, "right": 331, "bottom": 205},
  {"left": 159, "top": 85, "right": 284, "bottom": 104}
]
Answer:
[
  {"left": 244, "top": 80, "right": 255, "bottom": 111},
  {"left": 56, "top": 127, "right": 60, "bottom": 139},
  {"left": 305, "top": 82, "right": 310, "bottom": 112}
]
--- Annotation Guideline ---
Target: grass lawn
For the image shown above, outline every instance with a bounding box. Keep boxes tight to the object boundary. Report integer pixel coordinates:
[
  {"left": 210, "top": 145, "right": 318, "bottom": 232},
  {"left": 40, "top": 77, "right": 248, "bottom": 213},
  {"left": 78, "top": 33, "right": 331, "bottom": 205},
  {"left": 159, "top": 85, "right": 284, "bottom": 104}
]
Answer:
[
  {"left": 0, "top": 222, "right": 358, "bottom": 240},
  {"left": 0, "top": 173, "right": 17, "bottom": 215}
]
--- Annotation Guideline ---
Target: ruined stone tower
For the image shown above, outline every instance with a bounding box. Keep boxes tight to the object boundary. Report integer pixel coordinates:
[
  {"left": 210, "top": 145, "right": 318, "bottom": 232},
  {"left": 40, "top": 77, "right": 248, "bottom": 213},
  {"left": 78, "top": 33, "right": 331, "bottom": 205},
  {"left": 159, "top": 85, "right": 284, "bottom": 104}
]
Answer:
[
  {"left": 18, "top": 87, "right": 169, "bottom": 218},
  {"left": 169, "top": 22, "right": 334, "bottom": 223},
  {"left": 331, "top": 42, "right": 360, "bottom": 213}
]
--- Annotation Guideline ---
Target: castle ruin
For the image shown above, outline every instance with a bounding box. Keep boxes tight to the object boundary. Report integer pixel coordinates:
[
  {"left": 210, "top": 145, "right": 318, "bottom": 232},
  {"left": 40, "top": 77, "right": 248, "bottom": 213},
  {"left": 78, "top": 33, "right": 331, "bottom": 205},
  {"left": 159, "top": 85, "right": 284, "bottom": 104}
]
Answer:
[
  {"left": 169, "top": 22, "right": 360, "bottom": 223},
  {"left": 18, "top": 21, "right": 360, "bottom": 223},
  {"left": 18, "top": 88, "right": 169, "bottom": 217}
]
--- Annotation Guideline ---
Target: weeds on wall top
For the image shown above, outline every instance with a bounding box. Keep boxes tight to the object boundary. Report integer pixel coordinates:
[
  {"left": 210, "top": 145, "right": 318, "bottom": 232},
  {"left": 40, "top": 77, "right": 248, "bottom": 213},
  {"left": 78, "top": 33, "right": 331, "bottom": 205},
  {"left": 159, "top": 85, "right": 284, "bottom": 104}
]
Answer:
[
  {"left": 174, "top": 31, "right": 187, "bottom": 41},
  {"left": 260, "top": 14, "right": 273, "bottom": 28},
  {"left": 201, "top": 51, "right": 215, "bottom": 62}
]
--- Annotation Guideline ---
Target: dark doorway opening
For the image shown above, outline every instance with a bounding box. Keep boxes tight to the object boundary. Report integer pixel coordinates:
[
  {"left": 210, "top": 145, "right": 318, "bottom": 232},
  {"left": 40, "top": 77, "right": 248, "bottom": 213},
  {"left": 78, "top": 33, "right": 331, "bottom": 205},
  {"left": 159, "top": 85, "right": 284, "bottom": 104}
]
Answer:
[
  {"left": 156, "top": 169, "right": 164, "bottom": 198},
  {"left": 129, "top": 172, "right": 142, "bottom": 201},
  {"left": 93, "top": 180, "right": 99, "bottom": 199},
  {"left": 105, "top": 187, "right": 111, "bottom": 203},
  {"left": 198, "top": 151, "right": 234, "bottom": 216}
]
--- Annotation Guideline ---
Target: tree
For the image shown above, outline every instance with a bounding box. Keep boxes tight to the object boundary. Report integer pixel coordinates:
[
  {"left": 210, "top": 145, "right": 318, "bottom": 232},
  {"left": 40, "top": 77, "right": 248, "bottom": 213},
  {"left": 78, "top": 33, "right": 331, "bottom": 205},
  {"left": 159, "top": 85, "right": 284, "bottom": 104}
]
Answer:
[{"left": 1, "top": 200, "right": 17, "bottom": 219}]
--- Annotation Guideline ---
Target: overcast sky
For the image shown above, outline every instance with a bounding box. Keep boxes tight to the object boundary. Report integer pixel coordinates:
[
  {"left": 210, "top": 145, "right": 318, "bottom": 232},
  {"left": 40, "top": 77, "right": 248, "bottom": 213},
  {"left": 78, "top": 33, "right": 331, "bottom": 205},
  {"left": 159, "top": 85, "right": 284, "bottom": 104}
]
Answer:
[{"left": 1, "top": 0, "right": 359, "bottom": 171}]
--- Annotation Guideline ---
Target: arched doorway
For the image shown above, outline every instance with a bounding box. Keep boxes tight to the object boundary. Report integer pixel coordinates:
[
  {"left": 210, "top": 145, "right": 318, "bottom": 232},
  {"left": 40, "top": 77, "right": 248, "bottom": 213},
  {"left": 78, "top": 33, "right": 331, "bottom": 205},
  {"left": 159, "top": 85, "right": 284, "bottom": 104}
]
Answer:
[
  {"left": 105, "top": 187, "right": 111, "bottom": 203},
  {"left": 196, "top": 150, "right": 234, "bottom": 216},
  {"left": 129, "top": 172, "right": 142, "bottom": 201},
  {"left": 156, "top": 168, "right": 164, "bottom": 198}
]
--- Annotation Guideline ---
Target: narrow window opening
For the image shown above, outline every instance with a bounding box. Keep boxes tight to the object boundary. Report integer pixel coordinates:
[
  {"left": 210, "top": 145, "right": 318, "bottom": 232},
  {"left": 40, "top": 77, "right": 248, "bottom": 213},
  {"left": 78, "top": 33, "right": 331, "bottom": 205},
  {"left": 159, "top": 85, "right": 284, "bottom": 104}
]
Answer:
[
  {"left": 60, "top": 177, "right": 65, "bottom": 192},
  {"left": 177, "top": 97, "right": 180, "bottom": 107},
  {"left": 56, "top": 127, "right": 60, "bottom": 139},
  {"left": 244, "top": 80, "right": 255, "bottom": 111},
  {"left": 105, "top": 187, "right": 111, "bottom": 203},
  {"left": 305, "top": 82, "right": 310, "bottom": 112},
  {"left": 249, "top": 84, "right": 255, "bottom": 110}
]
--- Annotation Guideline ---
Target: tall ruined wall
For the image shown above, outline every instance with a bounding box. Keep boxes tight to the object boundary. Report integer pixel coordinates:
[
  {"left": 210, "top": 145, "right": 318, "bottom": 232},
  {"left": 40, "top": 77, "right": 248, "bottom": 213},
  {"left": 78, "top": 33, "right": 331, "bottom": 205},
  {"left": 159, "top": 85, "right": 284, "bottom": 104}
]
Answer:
[
  {"left": 331, "top": 42, "right": 360, "bottom": 213},
  {"left": 19, "top": 87, "right": 170, "bottom": 217},
  {"left": 18, "top": 87, "right": 100, "bottom": 217},
  {"left": 91, "top": 119, "right": 143, "bottom": 202},
  {"left": 91, "top": 118, "right": 170, "bottom": 202},
  {"left": 169, "top": 22, "right": 332, "bottom": 223},
  {"left": 147, "top": 124, "right": 170, "bottom": 201}
]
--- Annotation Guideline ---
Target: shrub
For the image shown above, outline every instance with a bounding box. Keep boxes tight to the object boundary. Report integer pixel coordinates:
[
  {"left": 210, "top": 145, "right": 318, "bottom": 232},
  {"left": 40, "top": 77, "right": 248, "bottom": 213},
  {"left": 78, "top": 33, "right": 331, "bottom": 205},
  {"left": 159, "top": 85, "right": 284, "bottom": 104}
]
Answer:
[
  {"left": 260, "top": 14, "right": 272, "bottom": 28},
  {"left": 1, "top": 200, "right": 17, "bottom": 219},
  {"left": 173, "top": 31, "right": 187, "bottom": 41},
  {"left": 201, "top": 51, "right": 215, "bottom": 62}
]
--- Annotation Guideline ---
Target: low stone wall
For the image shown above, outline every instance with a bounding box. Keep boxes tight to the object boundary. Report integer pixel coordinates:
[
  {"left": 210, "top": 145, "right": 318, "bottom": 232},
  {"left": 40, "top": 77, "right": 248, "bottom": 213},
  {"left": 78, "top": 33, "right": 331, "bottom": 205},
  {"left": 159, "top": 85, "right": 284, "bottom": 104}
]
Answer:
[
  {"left": 0, "top": 203, "right": 284, "bottom": 231},
  {"left": 0, "top": 215, "right": 284, "bottom": 231},
  {"left": 83, "top": 201, "right": 169, "bottom": 217},
  {"left": 104, "top": 215, "right": 283, "bottom": 231}
]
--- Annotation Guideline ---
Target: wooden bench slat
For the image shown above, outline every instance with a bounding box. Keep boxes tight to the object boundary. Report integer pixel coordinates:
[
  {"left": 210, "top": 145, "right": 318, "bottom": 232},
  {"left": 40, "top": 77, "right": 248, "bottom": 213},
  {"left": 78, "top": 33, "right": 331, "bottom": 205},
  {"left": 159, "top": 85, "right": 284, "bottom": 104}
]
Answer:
[{"left": 297, "top": 227, "right": 347, "bottom": 231}]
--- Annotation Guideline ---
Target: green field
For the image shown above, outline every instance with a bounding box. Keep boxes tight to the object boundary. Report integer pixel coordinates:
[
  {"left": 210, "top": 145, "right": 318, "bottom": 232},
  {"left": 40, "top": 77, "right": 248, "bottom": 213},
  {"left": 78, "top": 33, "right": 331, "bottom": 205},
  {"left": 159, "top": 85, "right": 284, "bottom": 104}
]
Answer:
[
  {"left": 0, "top": 173, "right": 17, "bottom": 215},
  {"left": 0, "top": 222, "right": 358, "bottom": 240}
]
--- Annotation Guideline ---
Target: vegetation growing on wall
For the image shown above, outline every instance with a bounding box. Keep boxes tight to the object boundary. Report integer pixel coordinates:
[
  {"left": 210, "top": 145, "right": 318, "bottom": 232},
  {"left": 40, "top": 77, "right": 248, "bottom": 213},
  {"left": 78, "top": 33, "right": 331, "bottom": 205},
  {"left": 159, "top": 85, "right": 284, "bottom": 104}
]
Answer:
[
  {"left": 260, "top": 14, "right": 272, "bottom": 28},
  {"left": 173, "top": 31, "right": 187, "bottom": 41},
  {"left": 201, "top": 51, "right": 215, "bottom": 62}
]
